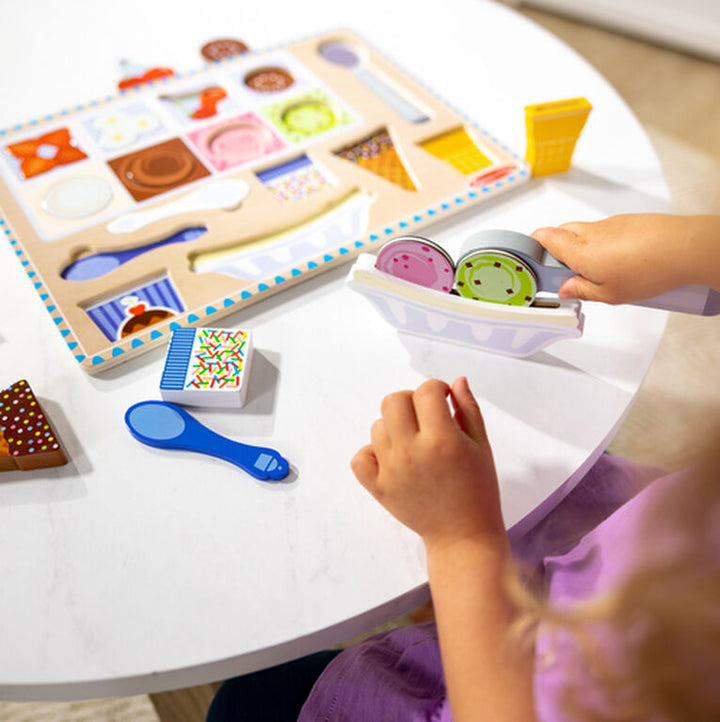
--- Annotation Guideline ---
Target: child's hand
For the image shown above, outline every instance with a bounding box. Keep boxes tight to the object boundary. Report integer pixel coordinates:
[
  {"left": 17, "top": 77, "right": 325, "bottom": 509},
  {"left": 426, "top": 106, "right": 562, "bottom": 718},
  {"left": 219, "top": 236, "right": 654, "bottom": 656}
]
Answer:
[
  {"left": 532, "top": 213, "right": 720, "bottom": 304},
  {"left": 351, "top": 377, "right": 505, "bottom": 553}
]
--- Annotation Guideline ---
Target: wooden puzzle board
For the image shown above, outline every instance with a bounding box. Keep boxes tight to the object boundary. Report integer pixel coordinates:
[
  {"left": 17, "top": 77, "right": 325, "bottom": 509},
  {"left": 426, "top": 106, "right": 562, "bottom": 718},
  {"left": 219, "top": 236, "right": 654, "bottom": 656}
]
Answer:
[{"left": 0, "top": 29, "right": 530, "bottom": 374}]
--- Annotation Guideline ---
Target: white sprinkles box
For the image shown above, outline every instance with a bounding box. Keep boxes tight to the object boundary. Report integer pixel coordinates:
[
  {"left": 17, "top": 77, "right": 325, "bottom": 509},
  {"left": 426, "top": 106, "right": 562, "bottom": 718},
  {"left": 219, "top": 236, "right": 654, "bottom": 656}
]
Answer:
[{"left": 160, "top": 327, "right": 253, "bottom": 408}]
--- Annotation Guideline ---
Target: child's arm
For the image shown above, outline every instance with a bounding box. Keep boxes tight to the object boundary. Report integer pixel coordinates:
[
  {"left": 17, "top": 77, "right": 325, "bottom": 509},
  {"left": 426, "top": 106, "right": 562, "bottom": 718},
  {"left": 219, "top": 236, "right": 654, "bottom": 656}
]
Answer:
[
  {"left": 351, "top": 377, "right": 535, "bottom": 722},
  {"left": 532, "top": 214, "right": 720, "bottom": 304}
]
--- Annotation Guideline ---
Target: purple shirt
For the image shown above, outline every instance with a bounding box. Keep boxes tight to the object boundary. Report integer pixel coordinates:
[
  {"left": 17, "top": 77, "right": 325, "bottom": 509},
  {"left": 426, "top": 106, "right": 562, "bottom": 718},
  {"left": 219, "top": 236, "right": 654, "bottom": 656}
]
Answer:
[{"left": 299, "top": 455, "right": 674, "bottom": 721}]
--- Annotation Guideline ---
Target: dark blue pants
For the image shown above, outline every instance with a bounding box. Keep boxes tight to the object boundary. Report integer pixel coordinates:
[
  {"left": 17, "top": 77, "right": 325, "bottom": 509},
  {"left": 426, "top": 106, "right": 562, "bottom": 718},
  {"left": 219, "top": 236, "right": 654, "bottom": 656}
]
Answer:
[{"left": 206, "top": 650, "right": 341, "bottom": 721}]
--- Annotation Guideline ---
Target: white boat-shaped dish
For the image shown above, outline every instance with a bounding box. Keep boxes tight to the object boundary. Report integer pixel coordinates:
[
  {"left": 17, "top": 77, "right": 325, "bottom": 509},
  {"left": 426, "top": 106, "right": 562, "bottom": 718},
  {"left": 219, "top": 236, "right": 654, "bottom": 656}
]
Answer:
[{"left": 348, "top": 254, "right": 585, "bottom": 357}]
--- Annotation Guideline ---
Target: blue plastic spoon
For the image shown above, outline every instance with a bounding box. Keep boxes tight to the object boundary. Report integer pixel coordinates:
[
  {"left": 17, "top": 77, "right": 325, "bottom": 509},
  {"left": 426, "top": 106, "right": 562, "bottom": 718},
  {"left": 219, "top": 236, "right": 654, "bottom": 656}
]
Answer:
[{"left": 125, "top": 400, "right": 289, "bottom": 481}]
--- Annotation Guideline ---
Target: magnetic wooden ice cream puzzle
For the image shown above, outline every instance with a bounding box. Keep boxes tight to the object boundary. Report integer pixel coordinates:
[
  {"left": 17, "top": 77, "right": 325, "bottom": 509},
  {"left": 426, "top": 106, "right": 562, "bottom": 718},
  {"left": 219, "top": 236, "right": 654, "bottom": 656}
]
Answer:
[{"left": 0, "top": 29, "right": 531, "bottom": 373}]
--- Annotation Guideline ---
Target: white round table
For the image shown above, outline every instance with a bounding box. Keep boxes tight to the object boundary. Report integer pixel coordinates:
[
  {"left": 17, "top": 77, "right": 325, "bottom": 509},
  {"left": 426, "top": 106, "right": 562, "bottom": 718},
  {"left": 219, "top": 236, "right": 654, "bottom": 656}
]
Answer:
[{"left": 0, "top": 0, "right": 670, "bottom": 701}]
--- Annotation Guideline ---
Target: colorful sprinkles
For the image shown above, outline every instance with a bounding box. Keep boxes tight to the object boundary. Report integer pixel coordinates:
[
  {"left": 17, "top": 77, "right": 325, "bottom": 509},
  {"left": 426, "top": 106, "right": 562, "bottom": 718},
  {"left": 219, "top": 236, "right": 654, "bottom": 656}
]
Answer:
[{"left": 188, "top": 328, "right": 249, "bottom": 389}]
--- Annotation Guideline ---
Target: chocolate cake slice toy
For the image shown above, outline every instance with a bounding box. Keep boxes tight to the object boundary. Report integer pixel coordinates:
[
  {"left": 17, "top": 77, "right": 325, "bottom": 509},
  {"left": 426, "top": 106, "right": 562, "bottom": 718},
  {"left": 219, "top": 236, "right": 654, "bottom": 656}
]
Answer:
[{"left": 0, "top": 380, "right": 68, "bottom": 472}]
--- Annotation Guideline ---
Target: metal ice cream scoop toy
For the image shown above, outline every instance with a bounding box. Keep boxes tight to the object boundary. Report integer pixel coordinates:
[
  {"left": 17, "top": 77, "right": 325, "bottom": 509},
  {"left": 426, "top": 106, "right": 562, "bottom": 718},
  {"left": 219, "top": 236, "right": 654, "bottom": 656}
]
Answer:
[{"left": 375, "top": 230, "right": 720, "bottom": 315}]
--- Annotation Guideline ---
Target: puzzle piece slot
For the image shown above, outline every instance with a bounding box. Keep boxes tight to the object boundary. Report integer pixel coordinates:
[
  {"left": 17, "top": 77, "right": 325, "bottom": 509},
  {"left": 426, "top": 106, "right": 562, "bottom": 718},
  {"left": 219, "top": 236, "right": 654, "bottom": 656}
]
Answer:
[
  {"left": 89, "top": 108, "right": 163, "bottom": 151},
  {"left": 335, "top": 128, "right": 418, "bottom": 191},
  {"left": 469, "top": 164, "right": 518, "bottom": 188},
  {"left": 189, "top": 188, "right": 373, "bottom": 279},
  {"left": 83, "top": 275, "right": 185, "bottom": 342},
  {"left": 159, "top": 85, "right": 229, "bottom": 120},
  {"left": 5, "top": 128, "right": 88, "bottom": 180},
  {"left": 419, "top": 126, "right": 494, "bottom": 176},
  {"left": 318, "top": 40, "right": 429, "bottom": 124},
  {"left": 244, "top": 66, "right": 295, "bottom": 92},
  {"left": 107, "top": 179, "right": 249, "bottom": 234},
  {"left": 261, "top": 90, "right": 355, "bottom": 143},
  {"left": 187, "top": 113, "right": 286, "bottom": 171},
  {"left": 61, "top": 226, "right": 207, "bottom": 282},
  {"left": 255, "top": 154, "right": 334, "bottom": 202},
  {"left": 108, "top": 138, "right": 211, "bottom": 201},
  {"left": 42, "top": 175, "right": 114, "bottom": 220}
]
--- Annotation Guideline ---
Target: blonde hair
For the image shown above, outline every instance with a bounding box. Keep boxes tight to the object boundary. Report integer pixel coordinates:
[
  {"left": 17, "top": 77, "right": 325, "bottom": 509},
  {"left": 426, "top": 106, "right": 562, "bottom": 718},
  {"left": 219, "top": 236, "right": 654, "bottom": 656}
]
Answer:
[{"left": 509, "top": 453, "right": 720, "bottom": 721}]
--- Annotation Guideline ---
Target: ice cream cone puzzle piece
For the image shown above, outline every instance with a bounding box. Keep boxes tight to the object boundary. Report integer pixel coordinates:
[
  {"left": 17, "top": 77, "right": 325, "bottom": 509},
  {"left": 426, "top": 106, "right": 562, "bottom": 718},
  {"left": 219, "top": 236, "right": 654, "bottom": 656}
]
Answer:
[
  {"left": 0, "top": 380, "right": 68, "bottom": 471},
  {"left": 335, "top": 129, "right": 417, "bottom": 191},
  {"left": 524, "top": 97, "right": 592, "bottom": 176}
]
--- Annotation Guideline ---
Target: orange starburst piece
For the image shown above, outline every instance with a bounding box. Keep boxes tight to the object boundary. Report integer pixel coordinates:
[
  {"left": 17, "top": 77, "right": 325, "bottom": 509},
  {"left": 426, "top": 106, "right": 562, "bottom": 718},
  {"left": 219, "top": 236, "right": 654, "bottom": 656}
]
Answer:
[{"left": 6, "top": 128, "right": 88, "bottom": 179}]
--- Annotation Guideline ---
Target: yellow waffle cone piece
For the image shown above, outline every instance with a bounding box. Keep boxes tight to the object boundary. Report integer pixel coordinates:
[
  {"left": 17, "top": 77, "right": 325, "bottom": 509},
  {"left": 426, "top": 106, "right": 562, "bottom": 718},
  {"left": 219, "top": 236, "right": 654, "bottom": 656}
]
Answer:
[{"left": 525, "top": 97, "right": 592, "bottom": 176}]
